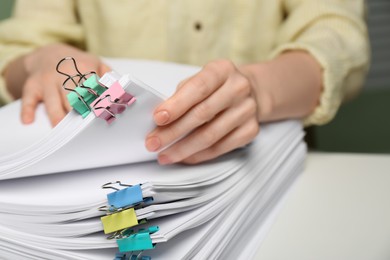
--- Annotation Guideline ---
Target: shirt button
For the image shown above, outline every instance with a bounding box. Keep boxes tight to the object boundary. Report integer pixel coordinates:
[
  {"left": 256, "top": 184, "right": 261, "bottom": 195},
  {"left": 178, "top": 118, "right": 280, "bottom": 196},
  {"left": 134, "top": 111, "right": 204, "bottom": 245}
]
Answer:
[{"left": 194, "top": 21, "right": 203, "bottom": 31}]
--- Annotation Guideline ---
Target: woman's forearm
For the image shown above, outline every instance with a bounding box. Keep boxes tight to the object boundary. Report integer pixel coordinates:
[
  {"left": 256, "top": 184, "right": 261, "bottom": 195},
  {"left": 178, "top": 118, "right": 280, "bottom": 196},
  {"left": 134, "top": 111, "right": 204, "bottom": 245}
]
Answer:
[{"left": 240, "top": 51, "right": 323, "bottom": 123}]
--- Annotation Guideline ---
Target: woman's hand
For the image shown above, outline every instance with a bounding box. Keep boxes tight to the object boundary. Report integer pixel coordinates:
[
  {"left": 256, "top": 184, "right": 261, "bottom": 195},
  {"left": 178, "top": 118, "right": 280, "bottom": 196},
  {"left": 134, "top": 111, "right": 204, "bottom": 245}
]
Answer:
[
  {"left": 145, "top": 52, "right": 322, "bottom": 165},
  {"left": 5, "top": 43, "right": 111, "bottom": 126},
  {"left": 145, "top": 60, "right": 260, "bottom": 165}
]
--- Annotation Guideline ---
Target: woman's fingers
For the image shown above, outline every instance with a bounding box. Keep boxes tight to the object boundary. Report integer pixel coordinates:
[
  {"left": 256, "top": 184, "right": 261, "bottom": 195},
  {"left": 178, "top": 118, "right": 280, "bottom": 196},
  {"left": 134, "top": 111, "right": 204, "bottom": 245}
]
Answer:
[
  {"left": 21, "top": 75, "right": 74, "bottom": 127},
  {"left": 43, "top": 78, "right": 68, "bottom": 126},
  {"left": 145, "top": 59, "right": 261, "bottom": 165},
  {"left": 157, "top": 96, "right": 258, "bottom": 164},
  {"left": 153, "top": 60, "right": 235, "bottom": 126},
  {"left": 182, "top": 119, "right": 260, "bottom": 164},
  {"left": 145, "top": 72, "right": 251, "bottom": 152},
  {"left": 20, "top": 78, "right": 42, "bottom": 124}
]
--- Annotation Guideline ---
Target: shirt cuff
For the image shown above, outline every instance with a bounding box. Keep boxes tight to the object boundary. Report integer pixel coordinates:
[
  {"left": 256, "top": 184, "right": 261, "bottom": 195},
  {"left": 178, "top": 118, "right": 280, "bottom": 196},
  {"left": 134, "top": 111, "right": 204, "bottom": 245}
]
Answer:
[{"left": 269, "top": 42, "right": 345, "bottom": 126}]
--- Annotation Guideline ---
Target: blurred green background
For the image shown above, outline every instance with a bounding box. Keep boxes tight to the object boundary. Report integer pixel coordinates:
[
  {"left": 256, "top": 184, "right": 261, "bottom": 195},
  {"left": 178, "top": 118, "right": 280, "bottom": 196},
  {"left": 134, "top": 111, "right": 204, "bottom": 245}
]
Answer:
[
  {"left": 0, "top": 0, "right": 14, "bottom": 20},
  {"left": 0, "top": 0, "right": 389, "bottom": 153}
]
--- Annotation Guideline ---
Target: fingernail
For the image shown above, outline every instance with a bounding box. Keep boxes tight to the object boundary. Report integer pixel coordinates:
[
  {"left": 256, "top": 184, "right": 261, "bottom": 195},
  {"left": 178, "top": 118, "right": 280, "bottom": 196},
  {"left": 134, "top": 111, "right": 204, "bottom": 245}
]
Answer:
[
  {"left": 22, "top": 114, "right": 33, "bottom": 124},
  {"left": 154, "top": 110, "right": 170, "bottom": 125},
  {"left": 145, "top": 136, "right": 161, "bottom": 152},
  {"left": 158, "top": 154, "right": 173, "bottom": 165}
]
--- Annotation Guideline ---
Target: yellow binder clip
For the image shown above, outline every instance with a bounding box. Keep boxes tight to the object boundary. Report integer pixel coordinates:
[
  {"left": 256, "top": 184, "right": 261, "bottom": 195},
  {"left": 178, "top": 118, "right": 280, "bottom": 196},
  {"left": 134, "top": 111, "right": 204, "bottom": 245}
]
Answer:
[{"left": 101, "top": 208, "right": 139, "bottom": 234}]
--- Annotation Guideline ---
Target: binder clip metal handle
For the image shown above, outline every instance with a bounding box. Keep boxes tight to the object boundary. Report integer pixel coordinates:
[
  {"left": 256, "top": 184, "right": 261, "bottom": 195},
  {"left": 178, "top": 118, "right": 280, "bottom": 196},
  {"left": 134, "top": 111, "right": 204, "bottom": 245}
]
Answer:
[{"left": 102, "top": 181, "right": 133, "bottom": 191}]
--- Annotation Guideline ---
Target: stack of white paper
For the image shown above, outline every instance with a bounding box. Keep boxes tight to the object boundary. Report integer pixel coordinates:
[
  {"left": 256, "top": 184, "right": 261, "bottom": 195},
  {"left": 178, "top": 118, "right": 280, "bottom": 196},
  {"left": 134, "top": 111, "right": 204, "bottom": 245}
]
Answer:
[{"left": 0, "top": 59, "right": 306, "bottom": 259}]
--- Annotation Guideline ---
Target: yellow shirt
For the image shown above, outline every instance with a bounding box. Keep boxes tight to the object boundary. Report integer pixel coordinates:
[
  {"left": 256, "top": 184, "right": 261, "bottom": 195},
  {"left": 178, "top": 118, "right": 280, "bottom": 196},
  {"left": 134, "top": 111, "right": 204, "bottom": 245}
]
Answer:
[{"left": 0, "top": 0, "right": 370, "bottom": 125}]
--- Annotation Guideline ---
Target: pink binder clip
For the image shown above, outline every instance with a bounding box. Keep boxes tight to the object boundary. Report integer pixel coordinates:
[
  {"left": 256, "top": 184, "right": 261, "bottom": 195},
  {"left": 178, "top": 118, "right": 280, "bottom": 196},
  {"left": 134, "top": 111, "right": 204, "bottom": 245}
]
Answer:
[{"left": 91, "top": 81, "right": 136, "bottom": 124}]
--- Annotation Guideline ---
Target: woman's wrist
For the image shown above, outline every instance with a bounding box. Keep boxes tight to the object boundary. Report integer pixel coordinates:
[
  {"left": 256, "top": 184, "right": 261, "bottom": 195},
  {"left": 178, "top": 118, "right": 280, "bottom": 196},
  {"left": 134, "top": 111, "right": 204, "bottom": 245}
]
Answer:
[
  {"left": 239, "top": 62, "right": 275, "bottom": 122},
  {"left": 240, "top": 51, "right": 322, "bottom": 123}
]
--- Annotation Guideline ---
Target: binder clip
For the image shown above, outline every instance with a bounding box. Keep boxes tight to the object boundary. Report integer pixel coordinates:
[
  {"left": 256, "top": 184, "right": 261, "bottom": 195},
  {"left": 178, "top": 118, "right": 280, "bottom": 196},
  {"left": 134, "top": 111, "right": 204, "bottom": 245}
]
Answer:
[
  {"left": 114, "top": 252, "right": 129, "bottom": 260},
  {"left": 116, "top": 226, "right": 159, "bottom": 252},
  {"left": 102, "top": 182, "right": 153, "bottom": 211},
  {"left": 114, "top": 252, "right": 151, "bottom": 260},
  {"left": 56, "top": 57, "right": 107, "bottom": 117},
  {"left": 106, "top": 219, "right": 148, "bottom": 240},
  {"left": 90, "top": 81, "right": 136, "bottom": 124},
  {"left": 101, "top": 207, "right": 140, "bottom": 234}
]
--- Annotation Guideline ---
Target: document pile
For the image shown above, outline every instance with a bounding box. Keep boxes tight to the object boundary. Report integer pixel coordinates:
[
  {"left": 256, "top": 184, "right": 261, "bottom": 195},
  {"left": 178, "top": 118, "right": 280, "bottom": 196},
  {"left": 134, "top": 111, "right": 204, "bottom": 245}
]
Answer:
[{"left": 0, "top": 59, "right": 306, "bottom": 259}]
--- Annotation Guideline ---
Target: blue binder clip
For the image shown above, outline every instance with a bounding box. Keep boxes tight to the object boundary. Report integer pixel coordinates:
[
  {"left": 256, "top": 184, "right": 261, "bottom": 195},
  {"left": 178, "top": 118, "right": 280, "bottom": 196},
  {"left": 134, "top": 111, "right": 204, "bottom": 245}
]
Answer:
[
  {"left": 117, "top": 226, "right": 159, "bottom": 252},
  {"left": 102, "top": 182, "right": 153, "bottom": 210}
]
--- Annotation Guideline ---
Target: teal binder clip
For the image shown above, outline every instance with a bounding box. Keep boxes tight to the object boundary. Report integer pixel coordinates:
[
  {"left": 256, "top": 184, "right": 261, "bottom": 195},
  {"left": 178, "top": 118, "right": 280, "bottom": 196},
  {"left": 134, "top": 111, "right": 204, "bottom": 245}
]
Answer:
[
  {"left": 56, "top": 57, "right": 107, "bottom": 117},
  {"left": 114, "top": 252, "right": 128, "bottom": 260},
  {"left": 102, "top": 182, "right": 153, "bottom": 211},
  {"left": 130, "top": 256, "right": 151, "bottom": 260},
  {"left": 117, "top": 226, "right": 159, "bottom": 252},
  {"left": 114, "top": 252, "right": 151, "bottom": 260}
]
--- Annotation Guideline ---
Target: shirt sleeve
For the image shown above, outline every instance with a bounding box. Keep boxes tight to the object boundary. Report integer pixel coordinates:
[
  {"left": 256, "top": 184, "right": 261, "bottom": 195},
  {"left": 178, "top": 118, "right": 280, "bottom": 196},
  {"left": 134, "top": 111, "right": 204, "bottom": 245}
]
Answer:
[
  {"left": 270, "top": 0, "right": 370, "bottom": 125},
  {"left": 0, "top": 0, "right": 84, "bottom": 106}
]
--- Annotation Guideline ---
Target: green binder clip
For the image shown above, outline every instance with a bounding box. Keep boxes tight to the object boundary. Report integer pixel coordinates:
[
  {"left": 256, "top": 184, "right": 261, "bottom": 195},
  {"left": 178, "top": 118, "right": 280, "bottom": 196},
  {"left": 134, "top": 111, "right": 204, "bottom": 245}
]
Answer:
[
  {"left": 66, "top": 74, "right": 107, "bottom": 117},
  {"left": 56, "top": 57, "right": 107, "bottom": 117},
  {"left": 117, "top": 226, "right": 159, "bottom": 252}
]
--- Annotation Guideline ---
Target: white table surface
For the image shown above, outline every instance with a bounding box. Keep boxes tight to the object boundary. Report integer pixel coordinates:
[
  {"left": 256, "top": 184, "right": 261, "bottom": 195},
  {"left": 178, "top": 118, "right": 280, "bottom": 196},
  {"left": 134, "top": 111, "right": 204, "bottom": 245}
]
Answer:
[{"left": 255, "top": 152, "right": 390, "bottom": 260}]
